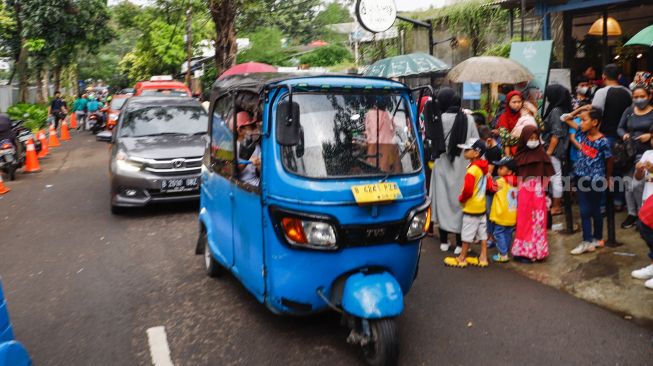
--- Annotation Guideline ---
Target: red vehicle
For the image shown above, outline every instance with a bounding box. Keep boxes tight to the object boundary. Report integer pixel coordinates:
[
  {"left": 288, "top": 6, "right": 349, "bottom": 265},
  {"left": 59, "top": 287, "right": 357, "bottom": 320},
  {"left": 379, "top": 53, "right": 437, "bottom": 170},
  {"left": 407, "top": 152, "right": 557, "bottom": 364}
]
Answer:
[
  {"left": 134, "top": 76, "right": 192, "bottom": 97},
  {"left": 106, "top": 94, "right": 130, "bottom": 130}
]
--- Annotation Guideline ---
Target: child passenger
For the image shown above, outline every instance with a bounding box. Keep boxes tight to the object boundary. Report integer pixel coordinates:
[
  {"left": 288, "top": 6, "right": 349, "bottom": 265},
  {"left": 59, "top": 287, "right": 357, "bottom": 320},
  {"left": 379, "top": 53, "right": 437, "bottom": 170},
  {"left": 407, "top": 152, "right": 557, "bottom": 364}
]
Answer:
[
  {"left": 570, "top": 107, "right": 613, "bottom": 255},
  {"left": 444, "top": 138, "right": 489, "bottom": 268},
  {"left": 488, "top": 157, "right": 518, "bottom": 263}
]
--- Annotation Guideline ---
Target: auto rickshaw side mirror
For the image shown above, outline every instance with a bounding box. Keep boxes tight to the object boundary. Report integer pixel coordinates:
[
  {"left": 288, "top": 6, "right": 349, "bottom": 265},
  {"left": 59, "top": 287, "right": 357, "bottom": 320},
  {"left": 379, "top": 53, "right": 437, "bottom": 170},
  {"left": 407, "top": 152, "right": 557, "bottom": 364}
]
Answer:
[
  {"left": 422, "top": 99, "right": 436, "bottom": 141},
  {"left": 276, "top": 100, "right": 301, "bottom": 146}
]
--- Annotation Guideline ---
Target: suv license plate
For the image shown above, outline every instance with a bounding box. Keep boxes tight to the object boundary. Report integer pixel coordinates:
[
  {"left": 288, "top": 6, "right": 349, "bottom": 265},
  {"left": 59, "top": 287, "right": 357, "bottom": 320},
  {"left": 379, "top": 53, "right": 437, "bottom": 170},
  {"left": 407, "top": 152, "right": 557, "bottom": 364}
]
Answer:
[{"left": 161, "top": 177, "right": 199, "bottom": 192}]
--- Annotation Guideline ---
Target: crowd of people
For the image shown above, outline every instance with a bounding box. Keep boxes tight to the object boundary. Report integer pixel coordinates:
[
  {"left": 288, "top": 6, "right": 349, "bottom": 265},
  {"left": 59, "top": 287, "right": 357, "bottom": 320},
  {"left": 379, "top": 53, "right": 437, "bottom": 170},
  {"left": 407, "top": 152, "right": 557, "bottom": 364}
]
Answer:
[{"left": 425, "top": 63, "right": 653, "bottom": 291}]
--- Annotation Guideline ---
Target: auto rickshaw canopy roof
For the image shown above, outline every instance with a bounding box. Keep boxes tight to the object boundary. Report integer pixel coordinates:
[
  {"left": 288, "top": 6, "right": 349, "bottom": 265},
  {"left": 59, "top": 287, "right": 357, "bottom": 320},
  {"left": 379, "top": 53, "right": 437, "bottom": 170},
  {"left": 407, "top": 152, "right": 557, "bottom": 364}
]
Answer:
[{"left": 210, "top": 73, "right": 411, "bottom": 99}]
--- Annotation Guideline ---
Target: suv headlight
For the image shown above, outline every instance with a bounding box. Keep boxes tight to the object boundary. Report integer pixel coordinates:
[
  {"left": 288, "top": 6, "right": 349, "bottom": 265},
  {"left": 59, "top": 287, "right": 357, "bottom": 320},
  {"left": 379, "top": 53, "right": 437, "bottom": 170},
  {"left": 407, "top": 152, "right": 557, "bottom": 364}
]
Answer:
[
  {"left": 115, "top": 150, "right": 143, "bottom": 172},
  {"left": 280, "top": 217, "right": 337, "bottom": 250},
  {"left": 405, "top": 206, "right": 431, "bottom": 240}
]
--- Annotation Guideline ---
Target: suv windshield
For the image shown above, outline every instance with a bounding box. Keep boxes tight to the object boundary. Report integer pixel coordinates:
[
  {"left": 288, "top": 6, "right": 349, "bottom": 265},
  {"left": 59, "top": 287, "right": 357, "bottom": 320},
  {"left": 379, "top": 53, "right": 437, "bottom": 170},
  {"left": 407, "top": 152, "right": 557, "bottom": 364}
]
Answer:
[
  {"left": 280, "top": 93, "right": 421, "bottom": 178},
  {"left": 110, "top": 98, "right": 127, "bottom": 110},
  {"left": 120, "top": 106, "right": 208, "bottom": 137}
]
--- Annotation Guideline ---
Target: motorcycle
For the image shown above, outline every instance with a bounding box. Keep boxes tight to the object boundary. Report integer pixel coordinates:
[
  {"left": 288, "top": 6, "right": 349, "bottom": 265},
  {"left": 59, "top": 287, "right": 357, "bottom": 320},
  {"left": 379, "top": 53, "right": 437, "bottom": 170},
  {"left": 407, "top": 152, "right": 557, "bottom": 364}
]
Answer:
[
  {"left": 88, "top": 112, "right": 106, "bottom": 134},
  {"left": 0, "top": 120, "right": 38, "bottom": 181}
]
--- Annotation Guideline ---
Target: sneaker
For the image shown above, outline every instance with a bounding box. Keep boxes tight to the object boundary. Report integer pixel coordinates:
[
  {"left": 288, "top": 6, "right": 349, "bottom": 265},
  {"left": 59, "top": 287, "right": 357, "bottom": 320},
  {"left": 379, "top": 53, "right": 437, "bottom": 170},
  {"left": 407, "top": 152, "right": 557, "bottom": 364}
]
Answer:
[
  {"left": 454, "top": 246, "right": 462, "bottom": 255},
  {"left": 646, "top": 277, "right": 653, "bottom": 290},
  {"left": 570, "top": 242, "right": 596, "bottom": 255},
  {"left": 631, "top": 264, "right": 653, "bottom": 280},
  {"left": 439, "top": 242, "right": 451, "bottom": 252},
  {"left": 621, "top": 215, "right": 637, "bottom": 229},
  {"left": 591, "top": 239, "right": 605, "bottom": 249}
]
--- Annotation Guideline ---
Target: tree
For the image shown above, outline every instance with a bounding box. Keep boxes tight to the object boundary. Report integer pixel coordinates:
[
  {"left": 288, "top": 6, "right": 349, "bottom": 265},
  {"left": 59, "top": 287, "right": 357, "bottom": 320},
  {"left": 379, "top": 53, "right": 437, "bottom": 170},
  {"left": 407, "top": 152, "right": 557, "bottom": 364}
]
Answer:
[
  {"left": 237, "top": 27, "right": 292, "bottom": 66},
  {"left": 299, "top": 44, "right": 352, "bottom": 67}
]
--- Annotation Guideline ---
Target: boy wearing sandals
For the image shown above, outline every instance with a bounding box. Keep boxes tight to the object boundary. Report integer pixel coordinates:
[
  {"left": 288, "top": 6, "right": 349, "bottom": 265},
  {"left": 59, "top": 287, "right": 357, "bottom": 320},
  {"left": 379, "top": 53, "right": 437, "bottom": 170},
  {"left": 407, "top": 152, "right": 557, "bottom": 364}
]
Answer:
[
  {"left": 444, "top": 138, "right": 489, "bottom": 268},
  {"left": 488, "top": 157, "right": 518, "bottom": 263}
]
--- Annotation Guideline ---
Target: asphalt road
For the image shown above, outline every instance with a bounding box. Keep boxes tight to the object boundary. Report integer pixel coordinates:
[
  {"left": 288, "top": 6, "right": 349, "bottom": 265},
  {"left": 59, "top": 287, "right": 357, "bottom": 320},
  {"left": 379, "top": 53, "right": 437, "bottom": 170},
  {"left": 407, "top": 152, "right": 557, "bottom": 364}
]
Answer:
[{"left": 0, "top": 132, "right": 652, "bottom": 366}]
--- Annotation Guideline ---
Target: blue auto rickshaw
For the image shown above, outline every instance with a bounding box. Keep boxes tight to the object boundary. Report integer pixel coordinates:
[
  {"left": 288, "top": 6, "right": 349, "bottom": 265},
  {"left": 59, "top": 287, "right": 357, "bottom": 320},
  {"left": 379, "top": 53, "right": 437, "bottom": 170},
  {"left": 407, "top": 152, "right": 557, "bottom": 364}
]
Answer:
[
  {"left": 197, "top": 73, "right": 432, "bottom": 365},
  {"left": 0, "top": 280, "right": 31, "bottom": 366}
]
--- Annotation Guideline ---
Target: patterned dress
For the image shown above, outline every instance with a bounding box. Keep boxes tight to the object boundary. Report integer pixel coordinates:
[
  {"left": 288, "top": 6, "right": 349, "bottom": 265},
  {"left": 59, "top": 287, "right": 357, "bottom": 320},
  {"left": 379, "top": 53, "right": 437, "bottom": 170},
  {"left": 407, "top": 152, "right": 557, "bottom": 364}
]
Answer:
[{"left": 512, "top": 178, "right": 549, "bottom": 260}]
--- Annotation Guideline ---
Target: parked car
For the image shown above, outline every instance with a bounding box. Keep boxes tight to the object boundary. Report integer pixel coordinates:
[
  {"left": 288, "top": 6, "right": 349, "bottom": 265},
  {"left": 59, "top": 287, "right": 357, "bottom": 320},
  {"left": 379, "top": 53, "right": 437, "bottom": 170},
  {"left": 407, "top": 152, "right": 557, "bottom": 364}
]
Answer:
[
  {"left": 106, "top": 94, "right": 130, "bottom": 130},
  {"left": 97, "top": 97, "right": 208, "bottom": 214},
  {"left": 133, "top": 75, "right": 192, "bottom": 98}
]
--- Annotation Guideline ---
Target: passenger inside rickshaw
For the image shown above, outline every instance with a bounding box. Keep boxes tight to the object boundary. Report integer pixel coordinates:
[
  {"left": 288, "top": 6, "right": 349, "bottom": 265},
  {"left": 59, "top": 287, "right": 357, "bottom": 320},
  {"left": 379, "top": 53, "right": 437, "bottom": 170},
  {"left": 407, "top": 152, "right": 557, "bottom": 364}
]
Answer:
[{"left": 234, "top": 92, "right": 262, "bottom": 187}]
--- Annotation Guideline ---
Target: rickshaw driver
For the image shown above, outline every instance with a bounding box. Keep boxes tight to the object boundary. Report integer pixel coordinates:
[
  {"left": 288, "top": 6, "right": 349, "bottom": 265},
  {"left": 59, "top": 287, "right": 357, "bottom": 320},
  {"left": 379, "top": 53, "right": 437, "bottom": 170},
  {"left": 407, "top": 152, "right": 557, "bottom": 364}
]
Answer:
[{"left": 236, "top": 111, "right": 261, "bottom": 187}]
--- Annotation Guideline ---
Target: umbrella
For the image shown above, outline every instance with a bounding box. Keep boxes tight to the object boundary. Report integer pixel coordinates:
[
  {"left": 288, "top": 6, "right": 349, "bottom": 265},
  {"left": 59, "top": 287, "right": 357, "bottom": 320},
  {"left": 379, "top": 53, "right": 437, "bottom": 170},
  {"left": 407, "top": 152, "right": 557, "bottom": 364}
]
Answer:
[
  {"left": 363, "top": 53, "right": 449, "bottom": 78},
  {"left": 625, "top": 24, "right": 653, "bottom": 47},
  {"left": 447, "top": 56, "right": 534, "bottom": 84},
  {"left": 218, "top": 62, "right": 277, "bottom": 80}
]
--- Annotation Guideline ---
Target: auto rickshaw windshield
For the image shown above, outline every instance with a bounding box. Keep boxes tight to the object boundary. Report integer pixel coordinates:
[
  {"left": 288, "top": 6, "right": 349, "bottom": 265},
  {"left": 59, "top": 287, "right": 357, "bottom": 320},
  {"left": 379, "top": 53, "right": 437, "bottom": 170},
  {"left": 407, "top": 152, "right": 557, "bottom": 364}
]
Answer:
[{"left": 280, "top": 92, "right": 422, "bottom": 178}]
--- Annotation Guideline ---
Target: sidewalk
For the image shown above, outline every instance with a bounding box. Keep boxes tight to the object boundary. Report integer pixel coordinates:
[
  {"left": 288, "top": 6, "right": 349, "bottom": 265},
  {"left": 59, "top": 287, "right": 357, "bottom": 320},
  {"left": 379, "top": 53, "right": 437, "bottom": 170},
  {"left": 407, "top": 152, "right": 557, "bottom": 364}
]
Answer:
[{"left": 504, "top": 210, "right": 653, "bottom": 327}]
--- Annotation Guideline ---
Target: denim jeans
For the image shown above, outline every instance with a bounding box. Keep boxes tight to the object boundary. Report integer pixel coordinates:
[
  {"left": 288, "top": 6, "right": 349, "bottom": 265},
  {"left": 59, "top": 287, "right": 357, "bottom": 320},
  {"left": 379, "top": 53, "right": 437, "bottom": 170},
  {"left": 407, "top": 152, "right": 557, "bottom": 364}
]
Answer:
[
  {"left": 493, "top": 224, "right": 514, "bottom": 255},
  {"left": 578, "top": 179, "right": 604, "bottom": 242}
]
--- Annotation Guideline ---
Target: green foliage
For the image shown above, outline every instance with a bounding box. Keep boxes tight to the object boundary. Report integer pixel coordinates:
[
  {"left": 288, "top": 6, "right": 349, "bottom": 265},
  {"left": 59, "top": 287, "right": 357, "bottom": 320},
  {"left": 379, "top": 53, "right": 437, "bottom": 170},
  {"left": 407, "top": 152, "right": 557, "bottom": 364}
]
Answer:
[
  {"left": 483, "top": 36, "right": 537, "bottom": 58},
  {"left": 410, "top": 0, "right": 509, "bottom": 56},
  {"left": 237, "top": 27, "right": 292, "bottom": 66},
  {"left": 7, "top": 103, "right": 49, "bottom": 132},
  {"left": 299, "top": 45, "right": 353, "bottom": 67}
]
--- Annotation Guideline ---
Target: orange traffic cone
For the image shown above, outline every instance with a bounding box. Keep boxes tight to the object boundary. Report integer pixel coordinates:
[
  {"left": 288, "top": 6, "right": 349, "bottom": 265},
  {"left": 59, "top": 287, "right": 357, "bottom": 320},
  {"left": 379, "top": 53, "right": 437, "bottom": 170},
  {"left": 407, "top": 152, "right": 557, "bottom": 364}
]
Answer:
[
  {"left": 37, "top": 129, "right": 49, "bottom": 158},
  {"left": 0, "top": 175, "right": 9, "bottom": 195},
  {"left": 48, "top": 124, "right": 61, "bottom": 148},
  {"left": 70, "top": 113, "right": 77, "bottom": 129},
  {"left": 23, "top": 138, "right": 41, "bottom": 173},
  {"left": 60, "top": 121, "right": 71, "bottom": 141}
]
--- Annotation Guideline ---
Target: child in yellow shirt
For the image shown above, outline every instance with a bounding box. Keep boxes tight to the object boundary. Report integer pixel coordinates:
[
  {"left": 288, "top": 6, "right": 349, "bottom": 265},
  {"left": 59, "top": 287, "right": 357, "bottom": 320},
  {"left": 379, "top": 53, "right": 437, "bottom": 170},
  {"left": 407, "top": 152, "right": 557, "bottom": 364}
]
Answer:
[{"left": 488, "top": 157, "right": 518, "bottom": 263}]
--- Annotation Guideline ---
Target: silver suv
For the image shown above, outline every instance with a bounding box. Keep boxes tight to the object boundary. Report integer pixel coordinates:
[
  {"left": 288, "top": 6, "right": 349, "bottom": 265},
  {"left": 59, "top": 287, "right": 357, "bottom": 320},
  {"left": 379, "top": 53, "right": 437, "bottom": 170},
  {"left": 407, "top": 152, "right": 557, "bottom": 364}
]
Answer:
[{"left": 97, "top": 97, "right": 209, "bottom": 214}]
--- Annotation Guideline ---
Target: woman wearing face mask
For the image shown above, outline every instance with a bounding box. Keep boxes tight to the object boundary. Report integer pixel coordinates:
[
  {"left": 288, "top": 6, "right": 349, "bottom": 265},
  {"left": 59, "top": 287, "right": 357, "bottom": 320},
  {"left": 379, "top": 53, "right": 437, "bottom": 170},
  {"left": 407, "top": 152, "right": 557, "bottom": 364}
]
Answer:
[
  {"left": 573, "top": 77, "right": 592, "bottom": 109},
  {"left": 512, "top": 125, "right": 554, "bottom": 262},
  {"left": 617, "top": 85, "right": 653, "bottom": 229}
]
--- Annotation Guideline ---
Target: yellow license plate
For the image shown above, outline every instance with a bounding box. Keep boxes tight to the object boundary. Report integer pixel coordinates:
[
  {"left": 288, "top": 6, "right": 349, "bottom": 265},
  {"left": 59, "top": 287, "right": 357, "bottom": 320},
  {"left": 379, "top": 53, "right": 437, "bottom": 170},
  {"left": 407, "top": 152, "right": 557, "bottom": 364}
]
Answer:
[{"left": 351, "top": 182, "right": 403, "bottom": 205}]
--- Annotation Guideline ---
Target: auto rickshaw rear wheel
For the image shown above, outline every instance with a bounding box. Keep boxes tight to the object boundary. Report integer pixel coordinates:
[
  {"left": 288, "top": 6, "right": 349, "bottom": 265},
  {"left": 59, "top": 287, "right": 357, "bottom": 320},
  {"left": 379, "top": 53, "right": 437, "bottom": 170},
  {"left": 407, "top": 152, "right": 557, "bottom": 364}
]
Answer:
[
  {"left": 199, "top": 230, "right": 224, "bottom": 277},
  {"left": 362, "top": 319, "right": 399, "bottom": 366}
]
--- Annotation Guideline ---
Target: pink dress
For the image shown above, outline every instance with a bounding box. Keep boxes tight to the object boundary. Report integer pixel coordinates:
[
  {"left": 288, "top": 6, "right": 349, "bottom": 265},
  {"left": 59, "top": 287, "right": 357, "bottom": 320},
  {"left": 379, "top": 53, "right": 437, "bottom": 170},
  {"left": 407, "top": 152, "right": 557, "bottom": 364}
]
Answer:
[{"left": 512, "top": 178, "right": 549, "bottom": 260}]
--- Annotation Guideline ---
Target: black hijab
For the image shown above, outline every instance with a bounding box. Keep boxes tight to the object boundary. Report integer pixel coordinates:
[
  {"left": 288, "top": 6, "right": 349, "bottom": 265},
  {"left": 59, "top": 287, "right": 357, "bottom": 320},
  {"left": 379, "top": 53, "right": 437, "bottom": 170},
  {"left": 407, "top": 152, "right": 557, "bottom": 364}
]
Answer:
[
  {"left": 543, "top": 84, "right": 572, "bottom": 119},
  {"left": 430, "top": 87, "right": 468, "bottom": 163}
]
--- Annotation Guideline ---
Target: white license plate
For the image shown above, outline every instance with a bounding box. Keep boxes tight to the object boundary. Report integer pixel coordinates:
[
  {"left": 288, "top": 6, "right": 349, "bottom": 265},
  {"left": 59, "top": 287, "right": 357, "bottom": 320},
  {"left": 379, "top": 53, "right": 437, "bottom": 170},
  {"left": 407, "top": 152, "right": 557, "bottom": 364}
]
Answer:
[{"left": 161, "top": 177, "right": 199, "bottom": 192}]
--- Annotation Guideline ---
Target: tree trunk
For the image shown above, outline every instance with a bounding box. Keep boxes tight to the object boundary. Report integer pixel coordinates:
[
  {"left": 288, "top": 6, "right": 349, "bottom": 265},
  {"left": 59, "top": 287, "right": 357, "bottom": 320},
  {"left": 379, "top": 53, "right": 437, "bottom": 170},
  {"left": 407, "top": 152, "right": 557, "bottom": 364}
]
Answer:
[
  {"left": 53, "top": 65, "right": 62, "bottom": 93},
  {"left": 17, "top": 42, "right": 28, "bottom": 103},
  {"left": 43, "top": 67, "right": 50, "bottom": 101},
  {"left": 35, "top": 66, "right": 44, "bottom": 104},
  {"left": 209, "top": 0, "right": 238, "bottom": 76}
]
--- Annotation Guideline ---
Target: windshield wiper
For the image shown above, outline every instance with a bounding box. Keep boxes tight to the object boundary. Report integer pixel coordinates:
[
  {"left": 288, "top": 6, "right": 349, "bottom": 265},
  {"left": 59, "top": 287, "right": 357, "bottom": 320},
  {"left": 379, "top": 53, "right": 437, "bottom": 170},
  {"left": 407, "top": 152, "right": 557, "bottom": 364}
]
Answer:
[
  {"left": 379, "top": 136, "right": 417, "bottom": 183},
  {"left": 190, "top": 131, "right": 207, "bottom": 136}
]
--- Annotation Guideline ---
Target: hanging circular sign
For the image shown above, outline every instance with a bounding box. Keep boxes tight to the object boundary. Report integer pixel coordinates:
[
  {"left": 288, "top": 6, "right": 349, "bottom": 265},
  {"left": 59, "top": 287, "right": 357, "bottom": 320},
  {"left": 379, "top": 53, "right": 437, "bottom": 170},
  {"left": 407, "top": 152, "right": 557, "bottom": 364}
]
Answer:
[{"left": 356, "top": 0, "right": 397, "bottom": 34}]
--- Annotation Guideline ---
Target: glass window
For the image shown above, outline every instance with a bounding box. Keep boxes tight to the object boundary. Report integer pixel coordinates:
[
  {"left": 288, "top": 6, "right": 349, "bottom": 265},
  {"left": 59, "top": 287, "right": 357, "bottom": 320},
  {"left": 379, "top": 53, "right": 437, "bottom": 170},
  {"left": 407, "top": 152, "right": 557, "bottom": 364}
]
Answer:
[
  {"left": 119, "top": 106, "right": 208, "bottom": 138},
  {"left": 210, "top": 96, "right": 235, "bottom": 177},
  {"left": 110, "top": 98, "right": 127, "bottom": 110},
  {"left": 140, "top": 89, "right": 190, "bottom": 97},
  {"left": 280, "top": 93, "right": 421, "bottom": 178}
]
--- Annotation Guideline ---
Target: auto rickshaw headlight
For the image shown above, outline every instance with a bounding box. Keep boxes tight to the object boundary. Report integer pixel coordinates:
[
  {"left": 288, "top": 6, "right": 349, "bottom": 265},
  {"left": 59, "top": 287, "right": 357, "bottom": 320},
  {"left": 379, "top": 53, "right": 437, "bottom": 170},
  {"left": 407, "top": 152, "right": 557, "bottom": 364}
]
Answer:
[
  {"left": 281, "top": 217, "right": 337, "bottom": 250},
  {"left": 406, "top": 207, "right": 431, "bottom": 240}
]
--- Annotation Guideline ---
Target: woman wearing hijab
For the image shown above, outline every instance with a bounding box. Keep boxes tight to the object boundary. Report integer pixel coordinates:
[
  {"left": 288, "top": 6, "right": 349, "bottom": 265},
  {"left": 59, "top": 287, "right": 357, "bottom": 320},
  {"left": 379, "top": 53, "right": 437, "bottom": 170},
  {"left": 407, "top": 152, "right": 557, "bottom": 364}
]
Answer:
[
  {"left": 512, "top": 125, "right": 555, "bottom": 262},
  {"left": 496, "top": 91, "right": 524, "bottom": 156},
  {"left": 430, "top": 87, "right": 479, "bottom": 254},
  {"left": 542, "top": 84, "right": 572, "bottom": 215}
]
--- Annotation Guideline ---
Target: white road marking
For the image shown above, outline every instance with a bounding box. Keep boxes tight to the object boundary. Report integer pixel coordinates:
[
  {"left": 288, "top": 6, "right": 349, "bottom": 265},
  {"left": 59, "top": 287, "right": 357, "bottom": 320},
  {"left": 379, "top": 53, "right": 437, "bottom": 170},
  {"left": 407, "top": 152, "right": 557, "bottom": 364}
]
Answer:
[{"left": 146, "top": 326, "right": 174, "bottom": 366}]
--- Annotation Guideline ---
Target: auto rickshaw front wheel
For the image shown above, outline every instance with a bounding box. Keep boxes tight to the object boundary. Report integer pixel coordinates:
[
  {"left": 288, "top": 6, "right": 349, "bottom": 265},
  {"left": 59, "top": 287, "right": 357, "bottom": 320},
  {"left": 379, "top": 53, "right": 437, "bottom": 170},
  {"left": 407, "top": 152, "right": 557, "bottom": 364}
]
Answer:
[{"left": 362, "top": 319, "right": 399, "bottom": 366}]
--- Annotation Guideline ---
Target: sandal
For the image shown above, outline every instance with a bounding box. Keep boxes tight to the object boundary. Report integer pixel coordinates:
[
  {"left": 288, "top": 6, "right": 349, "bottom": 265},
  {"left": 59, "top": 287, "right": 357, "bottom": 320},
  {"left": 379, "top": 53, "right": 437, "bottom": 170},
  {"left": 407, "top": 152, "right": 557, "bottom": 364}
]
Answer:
[
  {"left": 443, "top": 257, "right": 467, "bottom": 268},
  {"left": 465, "top": 257, "right": 489, "bottom": 268},
  {"left": 492, "top": 254, "right": 510, "bottom": 263}
]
